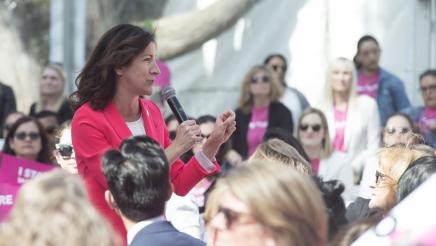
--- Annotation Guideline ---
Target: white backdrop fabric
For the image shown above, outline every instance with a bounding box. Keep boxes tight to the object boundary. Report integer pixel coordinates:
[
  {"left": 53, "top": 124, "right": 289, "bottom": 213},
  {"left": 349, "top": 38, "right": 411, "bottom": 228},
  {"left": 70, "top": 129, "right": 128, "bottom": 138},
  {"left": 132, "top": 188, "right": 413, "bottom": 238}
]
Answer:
[{"left": 162, "top": 0, "right": 435, "bottom": 118}]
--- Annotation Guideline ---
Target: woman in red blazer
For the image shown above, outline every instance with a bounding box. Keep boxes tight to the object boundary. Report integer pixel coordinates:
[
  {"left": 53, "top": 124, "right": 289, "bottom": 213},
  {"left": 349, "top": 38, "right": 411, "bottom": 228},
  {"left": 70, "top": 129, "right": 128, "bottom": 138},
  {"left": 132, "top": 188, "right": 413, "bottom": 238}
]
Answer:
[{"left": 70, "top": 24, "right": 236, "bottom": 243}]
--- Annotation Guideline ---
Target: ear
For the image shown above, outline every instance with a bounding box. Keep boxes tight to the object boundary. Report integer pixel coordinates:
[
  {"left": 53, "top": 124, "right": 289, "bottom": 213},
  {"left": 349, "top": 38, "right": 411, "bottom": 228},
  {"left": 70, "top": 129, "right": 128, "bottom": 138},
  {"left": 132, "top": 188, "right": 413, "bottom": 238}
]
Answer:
[
  {"left": 165, "top": 181, "right": 173, "bottom": 201},
  {"left": 115, "top": 66, "right": 124, "bottom": 76},
  {"left": 105, "top": 190, "right": 118, "bottom": 210}
]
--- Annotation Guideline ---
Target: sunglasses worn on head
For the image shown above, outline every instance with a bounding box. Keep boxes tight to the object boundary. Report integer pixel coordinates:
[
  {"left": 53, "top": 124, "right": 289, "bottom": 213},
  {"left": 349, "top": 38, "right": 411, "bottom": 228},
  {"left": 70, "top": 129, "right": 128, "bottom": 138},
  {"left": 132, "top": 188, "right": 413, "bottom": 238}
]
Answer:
[
  {"left": 251, "top": 76, "right": 269, "bottom": 84},
  {"left": 385, "top": 127, "right": 411, "bottom": 135},
  {"left": 14, "top": 132, "right": 40, "bottom": 141},
  {"left": 55, "top": 144, "right": 74, "bottom": 158},
  {"left": 271, "top": 64, "right": 287, "bottom": 72},
  {"left": 217, "top": 206, "right": 254, "bottom": 229},
  {"left": 299, "top": 124, "right": 322, "bottom": 132}
]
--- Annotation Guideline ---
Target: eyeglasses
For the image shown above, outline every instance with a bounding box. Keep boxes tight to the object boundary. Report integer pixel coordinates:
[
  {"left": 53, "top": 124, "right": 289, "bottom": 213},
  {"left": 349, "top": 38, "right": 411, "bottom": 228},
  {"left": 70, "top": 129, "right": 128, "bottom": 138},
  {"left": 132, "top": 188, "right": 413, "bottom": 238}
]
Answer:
[
  {"left": 384, "top": 127, "right": 411, "bottom": 135},
  {"left": 216, "top": 206, "right": 254, "bottom": 229},
  {"left": 271, "top": 65, "right": 287, "bottom": 72},
  {"left": 14, "top": 131, "right": 40, "bottom": 141},
  {"left": 299, "top": 123, "right": 322, "bottom": 132},
  {"left": 375, "top": 170, "right": 392, "bottom": 185},
  {"left": 420, "top": 84, "right": 436, "bottom": 94},
  {"left": 251, "top": 76, "right": 269, "bottom": 84},
  {"left": 55, "top": 144, "right": 74, "bottom": 158}
]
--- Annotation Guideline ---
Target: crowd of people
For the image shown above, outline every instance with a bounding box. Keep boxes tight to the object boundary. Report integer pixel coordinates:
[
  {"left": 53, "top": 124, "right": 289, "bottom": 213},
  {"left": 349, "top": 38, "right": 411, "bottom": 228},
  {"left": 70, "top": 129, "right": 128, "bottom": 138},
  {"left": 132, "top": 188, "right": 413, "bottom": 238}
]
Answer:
[{"left": 0, "top": 23, "right": 435, "bottom": 246}]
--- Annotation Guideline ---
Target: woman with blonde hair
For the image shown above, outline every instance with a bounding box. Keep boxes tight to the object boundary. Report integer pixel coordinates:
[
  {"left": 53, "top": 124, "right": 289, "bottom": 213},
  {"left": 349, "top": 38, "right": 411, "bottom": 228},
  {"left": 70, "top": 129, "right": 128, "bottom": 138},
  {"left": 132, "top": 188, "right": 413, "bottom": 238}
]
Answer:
[
  {"left": 0, "top": 170, "right": 117, "bottom": 246},
  {"left": 250, "top": 138, "right": 313, "bottom": 175},
  {"left": 297, "top": 107, "right": 355, "bottom": 201},
  {"left": 30, "top": 63, "right": 73, "bottom": 124},
  {"left": 319, "top": 57, "right": 380, "bottom": 180},
  {"left": 229, "top": 65, "right": 292, "bottom": 163},
  {"left": 207, "top": 161, "right": 328, "bottom": 246},
  {"left": 347, "top": 144, "right": 433, "bottom": 222}
]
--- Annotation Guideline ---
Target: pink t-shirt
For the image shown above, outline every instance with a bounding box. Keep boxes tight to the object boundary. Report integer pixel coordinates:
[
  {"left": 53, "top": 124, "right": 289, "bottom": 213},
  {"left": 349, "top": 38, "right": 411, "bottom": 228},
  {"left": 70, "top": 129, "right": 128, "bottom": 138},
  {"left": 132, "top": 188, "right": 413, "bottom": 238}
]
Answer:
[
  {"left": 247, "top": 106, "right": 269, "bottom": 156},
  {"left": 311, "top": 158, "right": 320, "bottom": 175},
  {"left": 357, "top": 71, "right": 380, "bottom": 99},
  {"left": 332, "top": 105, "right": 347, "bottom": 152},
  {"left": 419, "top": 107, "right": 436, "bottom": 132}
]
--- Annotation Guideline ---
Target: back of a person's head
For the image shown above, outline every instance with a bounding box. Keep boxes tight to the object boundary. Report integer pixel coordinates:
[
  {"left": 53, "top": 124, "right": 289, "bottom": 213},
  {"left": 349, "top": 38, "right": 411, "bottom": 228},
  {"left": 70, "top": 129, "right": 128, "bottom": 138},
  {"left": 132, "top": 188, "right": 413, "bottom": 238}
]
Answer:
[
  {"left": 250, "top": 138, "right": 313, "bottom": 175},
  {"left": 0, "top": 169, "right": 115, "bottom": 246},
  {"left": 213, "top": 161, "right": 327, "bottom": 246},
  {"left": 263, "top": 127, "right": 311, "bottom": 161},
  {"left": 312, "top": 177, "right": 347, "bottom": 240},
  {"left": 102, "top": 135, "right": 170, "bottom": 222},
  {"left": 397, "top": 156, "right": 436, "bottom": 202}
]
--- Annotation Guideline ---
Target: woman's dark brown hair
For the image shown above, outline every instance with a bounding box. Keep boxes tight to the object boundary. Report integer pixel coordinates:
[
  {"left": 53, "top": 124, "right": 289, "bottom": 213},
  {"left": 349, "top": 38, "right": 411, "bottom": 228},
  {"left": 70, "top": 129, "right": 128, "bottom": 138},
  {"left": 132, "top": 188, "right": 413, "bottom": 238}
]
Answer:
[
  {"left": 3, "top": 116, "right": 55, "bottom": 165},
  {"left": 70, "top": 24, "right": 155, "bottom": 111}
]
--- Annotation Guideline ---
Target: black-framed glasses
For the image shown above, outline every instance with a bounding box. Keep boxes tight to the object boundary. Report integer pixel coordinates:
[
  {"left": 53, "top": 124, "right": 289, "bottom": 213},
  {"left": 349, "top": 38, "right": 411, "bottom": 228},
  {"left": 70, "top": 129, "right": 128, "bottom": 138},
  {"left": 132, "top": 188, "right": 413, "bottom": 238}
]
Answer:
[
  {"left": 251, "top": 76, "right": 269, "bottom": 84},
  {"left": 55, "top": 144, "right": 74, "bottom": 158},
  {"left": 384, "top": 127, "right": 411, "bottom": 135},
  {"left": 299, "top": 123, "right": 322, "bottom": 132},
  {"left": 216, "top": 206, "right": 254, "bottom": 229},
  {"left": 420, "top": 84, "right": 436, "bottom": 94},
  {"left": 14, "top": 131, "right": 40, "bottom": 141},
  {"left": 271, "top": 64, "right": 287, "bottom": 72}
]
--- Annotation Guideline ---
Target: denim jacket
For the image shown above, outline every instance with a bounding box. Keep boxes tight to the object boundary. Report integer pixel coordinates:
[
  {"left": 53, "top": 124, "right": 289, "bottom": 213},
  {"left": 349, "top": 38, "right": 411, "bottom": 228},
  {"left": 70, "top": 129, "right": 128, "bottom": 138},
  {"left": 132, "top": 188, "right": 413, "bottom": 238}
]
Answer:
[
  {"left": 375, "top": 68, "right": 411, "bottom": 125},
  {"left": 402, "top": 106, "right": 436, "bottom": 148}
]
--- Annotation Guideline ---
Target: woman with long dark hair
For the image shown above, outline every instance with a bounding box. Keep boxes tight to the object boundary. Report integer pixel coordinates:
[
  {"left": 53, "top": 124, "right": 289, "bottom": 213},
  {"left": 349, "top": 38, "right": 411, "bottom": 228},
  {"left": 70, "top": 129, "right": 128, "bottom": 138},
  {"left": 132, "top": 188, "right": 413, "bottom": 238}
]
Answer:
[{"left": 70, "top": 24, "right": 235, "bottom": 241}]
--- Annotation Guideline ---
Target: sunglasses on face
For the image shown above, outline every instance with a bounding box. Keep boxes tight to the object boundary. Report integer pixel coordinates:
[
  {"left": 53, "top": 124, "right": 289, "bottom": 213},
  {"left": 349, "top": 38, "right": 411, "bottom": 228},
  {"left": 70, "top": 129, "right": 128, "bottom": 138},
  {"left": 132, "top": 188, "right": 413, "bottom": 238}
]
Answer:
[
  {"left": 271, "top": 64, "right": 287, "bottom": 72},
  {"left": 299, "top": 123, "right": 322, "bottom": 132},
  {"left": 55, "top": 144, "right": 74, "bottom": 158},
  {"left": 251, "top": 76, "right": 269, "bottom": 84},
  {"left": 216, "top": 206, "right": 254, "bottom": 229},
  {"left": 14, "top": 131, "right": 40, "bottom": 141},
  {"left": 384, "top": 127, "right": 411, "bottom": 135}
]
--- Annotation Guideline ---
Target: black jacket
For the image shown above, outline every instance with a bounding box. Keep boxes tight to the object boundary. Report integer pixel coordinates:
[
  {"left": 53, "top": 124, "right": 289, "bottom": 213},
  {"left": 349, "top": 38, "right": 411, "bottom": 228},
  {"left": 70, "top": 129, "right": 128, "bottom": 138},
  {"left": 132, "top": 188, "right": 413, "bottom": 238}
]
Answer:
[
  {"left": 346, "top": 197, "right": 380, "bottom": 222},
  {"left": 130, "top": 221, "right": 205, "bottom": 246},
  {"left": 29, "top": 98, "right": 73, "bottom": 124},
  {"left": 231, "top": 101, "right": 293, "bottom": 158},
  {"left": 0, "top": 83, "right": 17, "bottom": 129}
]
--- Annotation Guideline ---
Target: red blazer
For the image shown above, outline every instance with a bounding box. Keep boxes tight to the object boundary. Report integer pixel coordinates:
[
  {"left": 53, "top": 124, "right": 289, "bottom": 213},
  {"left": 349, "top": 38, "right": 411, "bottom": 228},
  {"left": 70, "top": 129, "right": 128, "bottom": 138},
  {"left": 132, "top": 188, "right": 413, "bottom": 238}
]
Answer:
[{"left": 71, "top": 98, "right": 220, "bottom": 242}]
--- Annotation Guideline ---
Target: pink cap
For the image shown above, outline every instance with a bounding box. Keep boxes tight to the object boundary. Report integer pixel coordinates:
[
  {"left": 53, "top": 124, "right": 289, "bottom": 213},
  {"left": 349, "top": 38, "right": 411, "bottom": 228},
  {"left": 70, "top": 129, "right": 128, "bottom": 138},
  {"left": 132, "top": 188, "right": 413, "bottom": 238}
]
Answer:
[{"left": 154, "top": 60, "right": 171, "bottom": 89}]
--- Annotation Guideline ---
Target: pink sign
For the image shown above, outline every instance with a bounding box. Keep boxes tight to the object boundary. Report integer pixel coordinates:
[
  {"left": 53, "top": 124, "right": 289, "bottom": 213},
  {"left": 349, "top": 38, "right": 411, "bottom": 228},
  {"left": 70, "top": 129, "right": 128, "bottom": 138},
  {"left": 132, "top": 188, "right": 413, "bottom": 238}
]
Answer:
[{"left": 0, "top": 153, "right": 57, "bottom": 220}]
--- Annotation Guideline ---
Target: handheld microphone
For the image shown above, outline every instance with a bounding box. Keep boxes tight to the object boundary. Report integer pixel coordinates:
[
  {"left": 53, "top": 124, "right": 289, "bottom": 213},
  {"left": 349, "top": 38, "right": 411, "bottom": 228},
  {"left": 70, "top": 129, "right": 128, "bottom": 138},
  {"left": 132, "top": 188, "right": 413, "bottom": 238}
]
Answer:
[{"left": 161, "top": 86, "right": 189, "bottom": 123}]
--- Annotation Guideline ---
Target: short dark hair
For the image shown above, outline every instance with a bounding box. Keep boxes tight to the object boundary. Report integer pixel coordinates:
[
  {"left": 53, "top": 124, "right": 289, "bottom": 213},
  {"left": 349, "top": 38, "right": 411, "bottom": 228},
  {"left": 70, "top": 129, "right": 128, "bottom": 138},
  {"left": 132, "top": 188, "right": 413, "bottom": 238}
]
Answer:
[
  {"left": 196, "top": 115, "right": 216, "bottom": 125},
  {"left": 354, "top": 35, "right": 380, "bottom": 69},
  {"left": 101, "top": 136, "right": 170, "bottom": 222},
  {"left": 419, "top": 69, "right": 436, "bottom": 82},
  {"left": 71, "top": 24, "right": 155, "bottom": 111},
  {"left": 397, "top": 156, "right": 436, "bottom": 202},
  {"left": 35, "top": 110, "right": 60, "bottom": 124},
  {"left": 263, "top": 53, "right": 288, "bottom": 69}
]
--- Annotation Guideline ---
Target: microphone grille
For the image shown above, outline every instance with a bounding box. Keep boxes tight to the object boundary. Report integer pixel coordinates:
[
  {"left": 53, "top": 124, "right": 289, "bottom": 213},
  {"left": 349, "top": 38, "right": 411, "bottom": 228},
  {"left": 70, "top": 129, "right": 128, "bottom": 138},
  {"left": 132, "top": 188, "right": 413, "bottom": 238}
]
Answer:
[{"left": 161, "top": 86, "right": 176, "bottom": 100}]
